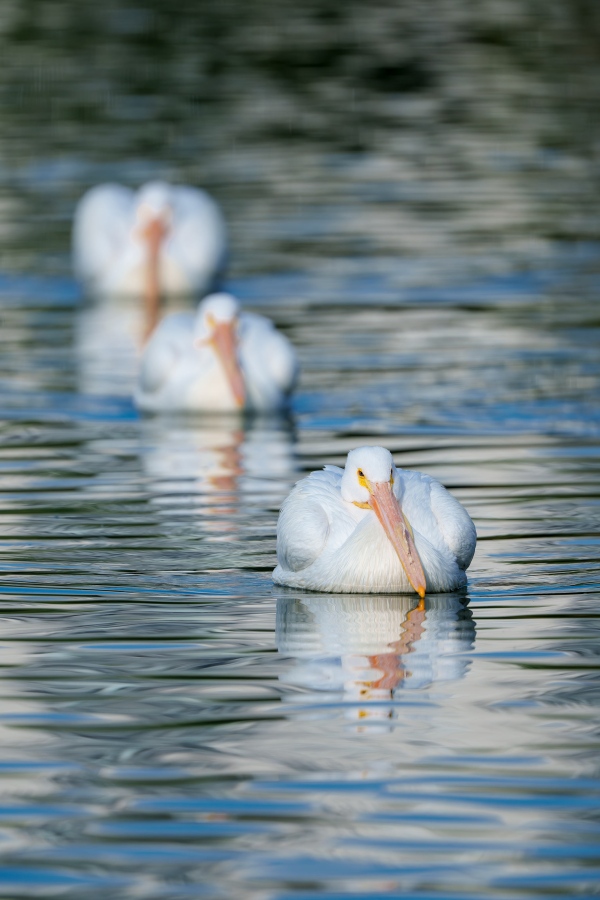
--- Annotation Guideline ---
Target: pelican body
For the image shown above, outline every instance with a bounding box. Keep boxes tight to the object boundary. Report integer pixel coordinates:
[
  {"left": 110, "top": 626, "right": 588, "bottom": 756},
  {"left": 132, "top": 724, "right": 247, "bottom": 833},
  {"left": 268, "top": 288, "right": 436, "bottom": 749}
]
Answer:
[
  {"left": 73, "top": 181, "right": 227, "bottom": 338},
  {"left": 135, "top": 293, "right": 298, "bottom": 414},
  {"left": 273, "top": 446, "right": 476, "bottom": 595}
]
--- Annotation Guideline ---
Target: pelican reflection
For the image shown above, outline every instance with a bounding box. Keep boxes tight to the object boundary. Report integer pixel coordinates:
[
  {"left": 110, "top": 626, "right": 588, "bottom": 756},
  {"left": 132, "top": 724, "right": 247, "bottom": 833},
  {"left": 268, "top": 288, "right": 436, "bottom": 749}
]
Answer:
[
  {"left": 138, "top": 415, "right": 296, "bottom": 531},
  {"left": 276, "top": 593, "right": 476, "bottom": 722}
]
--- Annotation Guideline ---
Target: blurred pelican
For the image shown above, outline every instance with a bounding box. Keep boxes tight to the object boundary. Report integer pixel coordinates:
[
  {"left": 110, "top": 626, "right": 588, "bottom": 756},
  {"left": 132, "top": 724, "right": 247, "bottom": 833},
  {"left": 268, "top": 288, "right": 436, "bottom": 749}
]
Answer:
[
  {"left": 73, "top": 180, "right": 227, "bottom": 340},
  {"left": 135, "top": 292, "right": 298, "bottom": 414},
  {"left": 273, "top": 446, "right": 476, "bottom": 595}
]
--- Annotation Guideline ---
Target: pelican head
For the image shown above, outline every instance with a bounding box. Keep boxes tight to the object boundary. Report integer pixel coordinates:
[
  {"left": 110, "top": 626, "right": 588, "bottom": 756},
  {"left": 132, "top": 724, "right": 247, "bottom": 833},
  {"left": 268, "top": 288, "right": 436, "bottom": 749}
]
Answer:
[
  {"left": 341, "top": 446, "right": 427, "bottom": 598},
  {"left": 136, "top": 181, "right": 172, "bottom": 227},
  {"left": 194, "top": 293, "right": 246, "bottom": 409}
]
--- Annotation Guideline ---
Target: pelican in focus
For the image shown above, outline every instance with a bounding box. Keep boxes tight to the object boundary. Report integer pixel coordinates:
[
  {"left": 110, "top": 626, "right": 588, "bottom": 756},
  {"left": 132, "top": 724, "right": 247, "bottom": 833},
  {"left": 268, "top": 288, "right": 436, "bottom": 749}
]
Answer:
[
  {"left": 73, "top": 180, "right": 227, "bottom": 340},
  {"left": 135, "top": 292, "right": 298, "bottom": 414},
  {"left": 273, "top": 446, "right": 476, "bottom": 595}
]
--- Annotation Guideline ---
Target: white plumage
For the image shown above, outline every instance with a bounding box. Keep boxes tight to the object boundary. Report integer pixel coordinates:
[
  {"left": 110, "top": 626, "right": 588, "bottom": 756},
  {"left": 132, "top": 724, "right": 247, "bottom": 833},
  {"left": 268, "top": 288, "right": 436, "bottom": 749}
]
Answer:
[
  {"left": 135, "top": 292, "right": 298, "bottom": 414},
  {"left": 273, "top": 446, "right": 476, "bottom": 595},
  {"left": 73, "top": 180, "right": 227, "bottom": 298},
  {"left": 72, "top": 180, "right": 226, "bottom": 394}
]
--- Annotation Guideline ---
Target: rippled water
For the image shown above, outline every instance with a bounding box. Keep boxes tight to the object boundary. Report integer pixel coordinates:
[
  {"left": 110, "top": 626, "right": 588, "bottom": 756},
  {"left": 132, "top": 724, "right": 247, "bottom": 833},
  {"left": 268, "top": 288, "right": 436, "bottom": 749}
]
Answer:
[{"left": 1, "top": 1, "right": 600, "bottom": 897}]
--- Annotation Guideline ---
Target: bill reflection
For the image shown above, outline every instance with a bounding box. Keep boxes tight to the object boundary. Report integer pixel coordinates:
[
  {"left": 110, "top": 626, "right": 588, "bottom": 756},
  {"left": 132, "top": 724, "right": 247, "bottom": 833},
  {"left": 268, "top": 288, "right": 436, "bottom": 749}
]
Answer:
[
  {"left": 276, "top": 593, "right": 476, "bottom": 726},
  {"left": 138, "top": 415, "right": 296, "bottom": 532}
]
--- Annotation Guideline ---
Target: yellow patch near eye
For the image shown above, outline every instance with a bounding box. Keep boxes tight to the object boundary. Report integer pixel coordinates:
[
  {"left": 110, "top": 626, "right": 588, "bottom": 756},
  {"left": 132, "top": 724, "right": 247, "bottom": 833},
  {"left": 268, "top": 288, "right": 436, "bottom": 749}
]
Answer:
[
  {"left": 206, "top": 312, "right": 216, "bottom": 328},
  {"left": 354, "top": 468, "right": 371, "bottom": 509},
  {"left": 357, "top": 470, "right": 368, "bottom": 489}
]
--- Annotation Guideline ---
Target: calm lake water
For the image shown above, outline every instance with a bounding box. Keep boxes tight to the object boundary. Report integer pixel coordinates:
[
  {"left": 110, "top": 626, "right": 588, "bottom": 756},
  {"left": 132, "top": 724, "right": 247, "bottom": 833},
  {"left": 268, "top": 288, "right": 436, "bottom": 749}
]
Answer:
[{"left": 0, "top": 1, "right": 600, "bottom": 897}]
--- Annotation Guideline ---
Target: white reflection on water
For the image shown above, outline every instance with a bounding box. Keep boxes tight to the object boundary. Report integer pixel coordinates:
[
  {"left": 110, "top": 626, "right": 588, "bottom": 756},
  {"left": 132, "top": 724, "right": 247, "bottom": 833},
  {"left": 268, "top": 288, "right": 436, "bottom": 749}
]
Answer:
[
  {"left": 74, "top": 293, "right": 195, "bottom": 397},
  {"left": 277, "top": 593, "right": 475, "bottom": 725},
  {"left": 138, "top": 415, "right": 297, "bottom": 531},
  {"left": 74, "top": 295, "right": 143, "bottom": 396}
]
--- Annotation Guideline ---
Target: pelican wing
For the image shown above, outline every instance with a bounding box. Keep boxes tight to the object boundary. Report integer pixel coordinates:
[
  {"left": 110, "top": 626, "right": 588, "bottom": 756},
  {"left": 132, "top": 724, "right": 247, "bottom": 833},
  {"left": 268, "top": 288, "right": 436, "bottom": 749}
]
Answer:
[
  {"left": 428, "top": 479, "right": 477, "bottom": 571},
  {"left": 276, "top": 468, "right": 343, "bottom": 573},
  {"left": 136, "top": 312, "right": 194, "bottom": 400},
  {"left": 263, "top": 327, "right": 299, "bottom": 395},
  {"left": 73, "top": 184, "right": 134, "bottom": 289},
  {"left": 240, "top": 313, "right": 299, "bottom": 398},
  {"left": 167, "top": 186, "right": 228, "bottom": 294}
]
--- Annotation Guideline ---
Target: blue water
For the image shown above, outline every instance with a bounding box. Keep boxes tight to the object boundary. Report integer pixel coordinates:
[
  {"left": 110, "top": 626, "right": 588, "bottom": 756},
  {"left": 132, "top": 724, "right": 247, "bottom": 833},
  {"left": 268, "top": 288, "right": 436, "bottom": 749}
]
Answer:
[
  {"left": 1, "top": 2, "right": 600, "bottom": 896},
  {"left": 0, "top": 250, "right": 599, "bottom": 898}
]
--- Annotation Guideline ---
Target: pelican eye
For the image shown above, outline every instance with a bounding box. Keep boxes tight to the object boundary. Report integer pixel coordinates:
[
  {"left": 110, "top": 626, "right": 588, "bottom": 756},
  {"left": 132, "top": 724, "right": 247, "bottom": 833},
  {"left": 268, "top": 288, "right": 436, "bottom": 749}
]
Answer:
[{"left": 356, "top": 468, "right": 369, "bottom": 489}]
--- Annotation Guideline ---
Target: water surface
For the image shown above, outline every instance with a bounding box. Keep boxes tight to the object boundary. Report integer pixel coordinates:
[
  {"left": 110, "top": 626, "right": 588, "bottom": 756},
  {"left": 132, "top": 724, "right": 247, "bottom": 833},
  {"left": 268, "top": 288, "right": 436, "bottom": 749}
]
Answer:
[{"left": 0, "top": 2, "right": 599, "bottom": 897}]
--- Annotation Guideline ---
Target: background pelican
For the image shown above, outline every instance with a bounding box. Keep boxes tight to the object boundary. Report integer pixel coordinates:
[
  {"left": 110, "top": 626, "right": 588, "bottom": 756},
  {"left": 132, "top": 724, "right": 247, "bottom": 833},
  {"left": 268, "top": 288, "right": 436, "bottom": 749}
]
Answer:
[
  {"left": 273, "top": 445, "right": 476, "bottom": 595},
  {"left": 135, "top": 292, "right": 298, "bottom": 414},
  {"left": 73, "top": 180, "right": 227, "bottom": 340}
]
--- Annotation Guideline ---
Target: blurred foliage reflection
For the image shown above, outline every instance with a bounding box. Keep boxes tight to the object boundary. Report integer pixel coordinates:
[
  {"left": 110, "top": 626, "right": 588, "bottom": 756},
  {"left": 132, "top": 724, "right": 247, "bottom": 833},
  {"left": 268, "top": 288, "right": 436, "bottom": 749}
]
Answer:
[{"left": 0, "top": 0, "right": 599, "bottom": 276}]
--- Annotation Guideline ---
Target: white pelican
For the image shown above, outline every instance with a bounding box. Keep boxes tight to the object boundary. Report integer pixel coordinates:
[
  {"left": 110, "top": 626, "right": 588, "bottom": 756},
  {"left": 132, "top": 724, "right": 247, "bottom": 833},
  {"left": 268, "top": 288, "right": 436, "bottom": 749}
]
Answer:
[
  {"left": 273, "top": 446, "right": 476, "bottom": 595},
  {"left": 135, "top": 292, "right": 299, "bottom": 414},
  {"left": 72, "top": 180, "right": 227, "bottom": 340}
]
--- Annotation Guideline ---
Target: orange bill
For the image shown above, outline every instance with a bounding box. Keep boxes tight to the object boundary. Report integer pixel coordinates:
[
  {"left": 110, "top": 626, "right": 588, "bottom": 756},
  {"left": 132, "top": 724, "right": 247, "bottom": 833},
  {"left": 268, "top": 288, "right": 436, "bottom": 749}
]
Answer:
[
  {"left": 368, "top": 480, "right": 427, "bottom": 598},
  {"left": 141, "top": 217, "right": 169, "bottom": 343},
  {"left": 210, "top": 321, "right": 246, "bottom": 409}
]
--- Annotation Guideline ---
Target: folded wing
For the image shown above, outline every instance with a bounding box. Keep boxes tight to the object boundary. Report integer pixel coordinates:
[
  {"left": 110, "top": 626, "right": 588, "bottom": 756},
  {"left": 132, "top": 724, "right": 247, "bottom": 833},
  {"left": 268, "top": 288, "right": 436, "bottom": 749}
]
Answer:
[{"left": 73, "top": 184, "right": 134, "bottom": 291}]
